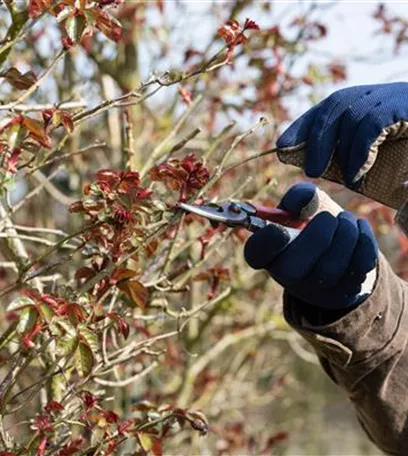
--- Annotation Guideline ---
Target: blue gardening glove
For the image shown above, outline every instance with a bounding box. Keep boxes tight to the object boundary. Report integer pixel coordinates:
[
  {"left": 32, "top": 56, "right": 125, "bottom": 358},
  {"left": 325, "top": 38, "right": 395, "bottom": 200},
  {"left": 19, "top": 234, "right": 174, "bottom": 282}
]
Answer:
[
  {"left": 244, "top": 183, "right": 378, "bottom": 310},
  {"left": 277, "top": 82, "right": 408, "bottom": 187}
]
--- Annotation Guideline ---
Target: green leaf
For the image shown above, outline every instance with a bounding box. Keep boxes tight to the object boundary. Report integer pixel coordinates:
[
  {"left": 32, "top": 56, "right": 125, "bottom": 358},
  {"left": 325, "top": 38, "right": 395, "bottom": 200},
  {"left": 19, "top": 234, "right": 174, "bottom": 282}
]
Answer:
[
  {"left": 57, "top": 333, "right": 79, "bottom": 357},
  {"left": 50, "top": 318, "right": 77, "bottom": 338},
  {"left": 137, "top": 432, "right": 153, "bottom": 451},
  {"left": 65, "top": 15, "right": 86, "bottom": 44},
  {"left": 16, "top": 307, "right": 37, "bottom": 334},
  {"left": 38, "top": 303, "right": 55, "bottom": 322},
  {"left": 56, "top": 7, "right": 71, "bottom": 23},
  {"left": 7, "top": 296, "right": 35, "bottom": 312},
  {"left": 84, "top": 10, "right": 96, "bottom": 27},
  {"left": 78, "top": 326, "right": 99, "bottom": 356},
  {"left": 75, "top": 342, "right": 94, "bottom": 377},
  {"left": 7, "top": 123, "right": 24, "bottom": 149}
]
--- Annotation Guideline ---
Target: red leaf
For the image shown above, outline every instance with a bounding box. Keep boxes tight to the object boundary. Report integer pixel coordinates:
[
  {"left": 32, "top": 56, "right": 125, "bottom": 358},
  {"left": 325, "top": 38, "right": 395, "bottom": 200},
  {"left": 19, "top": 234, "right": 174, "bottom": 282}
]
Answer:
[
  {"left": 7, "top": 147, "right": 22, "bottom": 173},
  {"left": 117, "top": 419, "right": 133, "bottom": 435},
  {"left": 33, "top": 413, "right": 54, "bottom": 434},
  {"left": 75, "top": 267, "right": 96, "bottom": 281},
  {"left": 69, "top": 201, "right": 85, "bottom": 213},
  {"left": 103, "top": 410, "right": 119, "bottom": 423},
  {"left": 52, "top": 110, "right": 75, "bottom": 133},
  {"left": 28, "top": 0, "right": 52, "bottom": 19},
  {"left": 45, "top": 401, "right": 64, "bottom": 414},
  {"left": 111, "top": 268, "right": 137, "bottom": 283},
  {"left": 152, "top": 439, "right": 163, "bottom": 456},
  {"left": 156, "top": 0, "right": 164, "bottom": 14},
  {"left": 117, "top": 279, "right": 148, "bottom": 309},
  {"left": 109, "top": 313, "right": 130, "bottom": 340},
  {"left": 22, "top": 319, "right": 43, "bottom": 349},
  {"left": 0, "top": 68, "right": 37, "bottom": 90},
  {"left": 145, "top": 239, "right": 158, "bottom": 258},
  {"left": 62, "top": 36, "right": 75, "bottom": 50},
  {"left": 81, "top": 391, "right": 99, "bottom": 409},
  {"left": 57, "top": 438, "right": 84, "bottom": 456},
  {"left": 328, "top": 62, "right": 347, "bottom": 83},
  {"left": 105, "top": 440, "right": 119, "bottom": 455},
  {"left": 56, "top": 302, "right": 87, "bottom": 325},
  {"left": 37, "top": 437, "right": 47, "bottom": 456},
  {"left": 149, "top": 153, "right": 209, "bottom": 201},
  {"left": 218, "top": 19, "right": 241, "bottom": 44},
  {"left": 118, "top": 171, "right": 141, "bottom": 192},
  {"left": 95, "top": 169, "right": 121, "bottom": 191},
  {"left": 244, "top": 18, "right": 260, "bottom": 31},
  {"left": 22, "top": 117, "right": 52, "bottom": 149},
  {"left": 98, "top": 0, "right": 122, "bottom": 5},
  {"left": 178, "top": 86, "right": 192, "bottom": 105},
  {"left": 92, "top": 10, "right": 123, "bottom": 42},
  {"left": 263, "top": 431, "right": 289, "bottom": 451}
]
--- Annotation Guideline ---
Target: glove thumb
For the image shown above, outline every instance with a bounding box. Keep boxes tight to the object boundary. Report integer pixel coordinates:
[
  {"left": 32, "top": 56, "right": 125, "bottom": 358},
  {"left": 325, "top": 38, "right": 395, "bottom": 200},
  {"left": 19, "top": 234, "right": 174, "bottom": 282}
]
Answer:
[
  {"left": 244, "top": 183, "right": 344, "bottom": 271},
  {"left": 278, "top": 182, "right": 343, "bottom": 219}
]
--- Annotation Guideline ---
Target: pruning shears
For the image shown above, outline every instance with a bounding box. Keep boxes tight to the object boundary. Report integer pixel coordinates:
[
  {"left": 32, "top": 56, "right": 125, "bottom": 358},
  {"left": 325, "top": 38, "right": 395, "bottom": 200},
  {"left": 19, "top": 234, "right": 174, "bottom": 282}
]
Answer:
[{"left": 178, "top": 200, "right": 307, "bottom": 241}]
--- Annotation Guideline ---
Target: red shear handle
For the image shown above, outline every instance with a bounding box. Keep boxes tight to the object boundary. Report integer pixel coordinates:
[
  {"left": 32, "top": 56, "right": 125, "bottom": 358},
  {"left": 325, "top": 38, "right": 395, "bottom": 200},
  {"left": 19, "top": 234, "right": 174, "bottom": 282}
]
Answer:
[{"left": 251, "top": 204, "right": 308, "bottom": 229}]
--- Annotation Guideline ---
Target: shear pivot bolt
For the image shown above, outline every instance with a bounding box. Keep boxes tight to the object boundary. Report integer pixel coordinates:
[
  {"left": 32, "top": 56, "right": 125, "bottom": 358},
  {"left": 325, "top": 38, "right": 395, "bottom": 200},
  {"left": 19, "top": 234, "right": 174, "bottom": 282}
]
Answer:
[{"left": 228, "top": 202, "right": 241, "bottom": 214}]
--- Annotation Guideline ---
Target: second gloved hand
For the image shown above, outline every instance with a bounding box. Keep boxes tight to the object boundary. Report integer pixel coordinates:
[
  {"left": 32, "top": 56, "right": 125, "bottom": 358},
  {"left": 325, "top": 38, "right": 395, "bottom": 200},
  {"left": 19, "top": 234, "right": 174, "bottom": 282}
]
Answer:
[
  {"left": 244, "top": 183, "right": 378, "bottom": 310},
  {"left": 276, "top": 82, "right": 408, "bottom": 187}
]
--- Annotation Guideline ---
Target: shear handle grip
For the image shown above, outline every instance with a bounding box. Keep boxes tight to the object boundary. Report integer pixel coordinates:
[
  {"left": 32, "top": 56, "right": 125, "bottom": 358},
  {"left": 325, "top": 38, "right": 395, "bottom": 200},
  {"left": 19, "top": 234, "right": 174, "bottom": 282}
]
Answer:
[{"left": 252, "top": 204, "right": 308, "bottom": 229}]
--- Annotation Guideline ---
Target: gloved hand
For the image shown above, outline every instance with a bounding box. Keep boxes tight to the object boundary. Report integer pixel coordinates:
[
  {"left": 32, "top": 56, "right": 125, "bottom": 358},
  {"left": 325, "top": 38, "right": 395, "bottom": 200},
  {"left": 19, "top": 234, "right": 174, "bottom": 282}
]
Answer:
[
  {"left": 244, "top": 183, "right": 378, "bottom": 310},
  {"left": 277, "top": 82, "right": 408, "bottom": 187}
]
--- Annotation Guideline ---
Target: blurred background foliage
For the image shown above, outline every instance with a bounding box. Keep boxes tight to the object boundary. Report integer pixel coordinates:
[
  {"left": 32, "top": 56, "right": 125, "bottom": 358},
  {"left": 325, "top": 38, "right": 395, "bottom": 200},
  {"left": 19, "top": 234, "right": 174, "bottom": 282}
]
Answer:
[{"left": 0, "top": 1, "right": 406, "bottom": 454}]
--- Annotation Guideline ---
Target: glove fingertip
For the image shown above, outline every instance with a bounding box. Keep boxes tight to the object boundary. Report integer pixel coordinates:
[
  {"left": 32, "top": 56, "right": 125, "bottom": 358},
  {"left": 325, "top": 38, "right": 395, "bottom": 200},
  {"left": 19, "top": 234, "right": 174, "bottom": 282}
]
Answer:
[
  {"left": 304, "top": 133, "right": 335, "bottom": 178},
  {"left": 278, "top": 182, "right": 317, "bottom": 216},
  {"left": 244, "top": 224, "right": 291, "bottom": 270},
  {"left": 276, "top": 106, "right": 319, "bottom": 149}
]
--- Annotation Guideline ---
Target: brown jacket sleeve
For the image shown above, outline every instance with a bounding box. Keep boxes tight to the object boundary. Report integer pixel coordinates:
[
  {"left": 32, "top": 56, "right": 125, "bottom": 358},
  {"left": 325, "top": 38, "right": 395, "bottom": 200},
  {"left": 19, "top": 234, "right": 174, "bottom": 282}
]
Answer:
[{"left": 283, "top": 253, "right": 408, "bottom": 455}]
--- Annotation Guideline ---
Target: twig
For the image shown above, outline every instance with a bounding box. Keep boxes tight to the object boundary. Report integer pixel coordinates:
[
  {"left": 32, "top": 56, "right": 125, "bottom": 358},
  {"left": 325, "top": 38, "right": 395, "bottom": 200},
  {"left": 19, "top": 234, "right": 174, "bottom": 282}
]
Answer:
[
  {"left": 93, "top": 361, "right": 158, "bottom": 387},
  {"left": 177, "top": 321, "right": 276, "bottom": 408},
  {"left": 102, "top": 291, "right": 119, "bottom": 365},
  {"left": 0, "top": 167, "right": 62, "bottom": 230},
  {"left": 165, "top": 127, "right": 201, "bottom": 158},
  {"left": 198, "top": 117, "right": 270, "bottom": 199},
  {"left": 178, "top": 287, "right": 231, "bottom": 323},
  {"left": 0, "top": 261, "right": 18, "bottom": 272},
  {"left": 13, "top": 225, "right": 69, "bottom": 236},
  {"left": 101, "top": 330, "right": 179, "bottom": 372},
  {"left": 123, "top": 109, "right": 135, "bottom": 167},
  {"left": 73, "top": 45, "right": 229, "bottom": 130},
  {"left": 202, "top": 121, "right": 236, "bottom": 164},
  {"left": 140, "top": 95, "right": 203, "bottom": 177},
  {"left": 0, "top": 201, "right": 42, "bottom": 291},
  {"left": 162, "top": 213, "right": 185, "bottom": 275},
  {"left": 0, "top": 233, "right": 77, "bottom": 249},
  {"left": 31, "top": 170, "right": 75, "bottom": 206},
  {"left": 0, "top": 100, "right": 86, "bottom": 112},
  {"left": 72, "top": 83, "right": 158, "bottom": 125},
  {"left": 221, "top": 146, "right": 279, "bottom": 176},
  {"left": 25, "top": 142, "right": 107, "bottom": 174}
]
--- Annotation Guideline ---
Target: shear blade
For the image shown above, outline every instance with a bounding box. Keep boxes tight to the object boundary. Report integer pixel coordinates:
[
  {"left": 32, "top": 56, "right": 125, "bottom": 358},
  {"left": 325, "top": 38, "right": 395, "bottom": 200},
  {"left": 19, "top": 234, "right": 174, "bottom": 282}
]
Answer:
[{"left": 177, "top": 202, "right": 231, "bottom": 224}]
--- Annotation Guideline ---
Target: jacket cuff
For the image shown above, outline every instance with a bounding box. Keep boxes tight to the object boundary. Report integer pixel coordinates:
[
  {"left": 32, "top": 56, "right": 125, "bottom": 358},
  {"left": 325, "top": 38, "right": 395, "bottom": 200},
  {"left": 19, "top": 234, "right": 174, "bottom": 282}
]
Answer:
[{"left": 283, "top": 253, "right": 408, "bottom": 379}]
